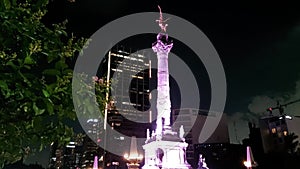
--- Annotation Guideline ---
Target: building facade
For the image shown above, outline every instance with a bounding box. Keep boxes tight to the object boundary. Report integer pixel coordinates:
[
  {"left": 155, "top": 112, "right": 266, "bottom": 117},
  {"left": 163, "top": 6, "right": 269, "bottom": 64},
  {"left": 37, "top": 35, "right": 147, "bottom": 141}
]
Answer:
[
  {"left": 259, "top": 115, "right": 289, "bottom": 153},
  {"left": 48, "top": 139, "right": 84, "bottom": 169},
  {"left": 98, "top": 48, "right": 153, "bottom": 167},
  {"left": 172, "top": 108, "right": 230, "bottom": 167},
  {"left": 107, "top": 49, "right": 152, "bottom": 124}
]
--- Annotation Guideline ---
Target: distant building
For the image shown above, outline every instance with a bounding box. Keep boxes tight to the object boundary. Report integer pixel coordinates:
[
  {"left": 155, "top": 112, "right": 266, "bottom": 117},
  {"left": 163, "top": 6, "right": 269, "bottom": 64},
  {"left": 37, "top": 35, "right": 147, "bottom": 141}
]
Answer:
[
  {"left": 194, "top": 143, "right": 244, "bottom": 169},
  {"left": 78, "top": 118, "right": 103, "bottom": 169},
  {"left": 241, "top": 122, "right": 264, "bottom": 168},
  {"left": 81, "top": 136, "right": 102, "bottom": 169},
  {"left": 172, "top": 108, "right": 230, "bottom": 167},
  {"left": 54, "top": 148, "right": 63, "bottom": 169},
  {"left": 64, "top": 141, "right": 83, "bottom": 169},
  {"left": 259, "top": 115, "right": 289, "bottom": 153},
  {"left": 84, "top": 118, "right": 102, "bottom": 144},
  {"left": 48, "top": 141, "right": 82, "bottom": 169},
  {"left": 48, "top": 142, "right": 58, "bottom": 169},
  {"left": 63, "top": 141, "right": 76, "bottom": 168}
]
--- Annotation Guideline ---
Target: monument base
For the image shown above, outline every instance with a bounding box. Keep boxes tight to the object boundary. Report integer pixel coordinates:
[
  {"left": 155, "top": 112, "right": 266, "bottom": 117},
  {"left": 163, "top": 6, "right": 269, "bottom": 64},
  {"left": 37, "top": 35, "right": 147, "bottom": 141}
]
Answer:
[{"left": 143, "top": 138, "right": 191, "bottom": 169}]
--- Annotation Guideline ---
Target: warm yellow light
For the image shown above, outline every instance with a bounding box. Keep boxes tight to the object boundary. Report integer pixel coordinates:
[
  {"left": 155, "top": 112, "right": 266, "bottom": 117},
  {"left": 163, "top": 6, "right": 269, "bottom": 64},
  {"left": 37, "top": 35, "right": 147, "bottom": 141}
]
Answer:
[
  {"left": 271, "top": 128, "right": 276, "bottom": 134},
  {"left": 244, "top": 161, "right": 252, "bottom": 168},
  {"left": 283, "top": 131, "right": 288, "bottom": 136}
]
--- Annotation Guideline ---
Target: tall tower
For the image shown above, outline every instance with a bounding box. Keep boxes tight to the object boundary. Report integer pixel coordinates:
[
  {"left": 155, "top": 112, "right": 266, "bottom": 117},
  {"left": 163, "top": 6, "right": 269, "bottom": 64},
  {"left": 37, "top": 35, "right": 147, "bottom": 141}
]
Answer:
[
  {"left": 153, "top": 28, "right": 173, "bottom": 136},
  {"left": 142, "top": 6, "right": 191, "bottom": 169}
]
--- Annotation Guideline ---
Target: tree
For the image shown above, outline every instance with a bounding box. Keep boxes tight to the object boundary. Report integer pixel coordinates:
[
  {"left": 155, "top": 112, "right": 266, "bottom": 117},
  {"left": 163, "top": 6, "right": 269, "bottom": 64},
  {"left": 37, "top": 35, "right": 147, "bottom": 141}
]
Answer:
[
  {"left": 285, "top": 132, "right": 299, "bottom": 155},
  {"left": 0, "top": 0, "right": 101, "bottom": 167}
]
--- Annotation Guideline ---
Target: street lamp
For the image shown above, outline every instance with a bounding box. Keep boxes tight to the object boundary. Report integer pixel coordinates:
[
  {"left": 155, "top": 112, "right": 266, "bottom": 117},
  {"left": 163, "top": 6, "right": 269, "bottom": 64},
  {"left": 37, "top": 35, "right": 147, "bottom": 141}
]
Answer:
[
  {"left": 123, "top": 136, "right": 143, "bottom": 169},
  {"left": 124, "top": 153, "right": 143, "bottom": 169}
]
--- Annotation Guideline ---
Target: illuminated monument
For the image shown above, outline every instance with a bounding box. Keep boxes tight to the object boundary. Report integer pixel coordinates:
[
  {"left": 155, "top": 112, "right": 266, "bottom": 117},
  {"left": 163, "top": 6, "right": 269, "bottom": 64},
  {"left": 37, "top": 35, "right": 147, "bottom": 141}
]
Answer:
[{"left": 142, "top": 6, "right": 191, "bottom": 169}]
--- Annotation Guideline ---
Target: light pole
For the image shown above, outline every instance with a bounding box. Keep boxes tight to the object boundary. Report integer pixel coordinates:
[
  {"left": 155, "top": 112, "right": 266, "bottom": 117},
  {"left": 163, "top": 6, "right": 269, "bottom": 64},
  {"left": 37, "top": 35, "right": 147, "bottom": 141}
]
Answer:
[{"left": 103, "top": 51, "right": 112, "bottom": 169}]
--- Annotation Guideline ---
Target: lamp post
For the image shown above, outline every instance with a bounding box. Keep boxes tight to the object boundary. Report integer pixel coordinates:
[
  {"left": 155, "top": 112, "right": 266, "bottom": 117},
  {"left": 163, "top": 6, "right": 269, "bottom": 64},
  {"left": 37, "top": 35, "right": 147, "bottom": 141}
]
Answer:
[
  {"left": 102, "top": 50, "right": 112, "bottom": 169},
  {"left": 124, "top": 153, "right": 143, "bottom": 169},
  {"left": 124, "top": 136, "right": 143, "bottom": 169}
]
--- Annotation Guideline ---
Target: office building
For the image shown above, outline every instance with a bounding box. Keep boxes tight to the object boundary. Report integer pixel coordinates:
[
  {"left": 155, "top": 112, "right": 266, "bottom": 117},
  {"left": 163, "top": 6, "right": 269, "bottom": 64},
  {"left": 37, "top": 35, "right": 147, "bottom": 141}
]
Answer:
[
  {"left": 107, "top": 48, "right": 151, "bottom": 122},
  {"left": 97, "top": 47, "right": 153, "bottom": 167},
  {"left": 259, "top": 115, "right": 289, "bottom": 153},
  {"left": 98, "top": 47, "right": 153, "bottom": 134},
  {"left": 48, "top": 139, "right": 84, "bottom": 169},
  {"left": 81, "top": 136, "right": 102, "bottom": 169},
  {"left": 172, "top": 108, "right": 230, "bottom": 167}
]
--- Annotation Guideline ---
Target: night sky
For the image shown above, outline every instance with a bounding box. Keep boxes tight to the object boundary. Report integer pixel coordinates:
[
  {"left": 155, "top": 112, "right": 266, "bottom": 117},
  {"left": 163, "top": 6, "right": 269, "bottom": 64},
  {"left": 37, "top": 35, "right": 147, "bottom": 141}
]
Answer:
[
  {"left": 44, "top": 0, "right": 300, "bottom": 112},
  {"left": 27, "top": 0, "right": 300, "bottom": 167}
]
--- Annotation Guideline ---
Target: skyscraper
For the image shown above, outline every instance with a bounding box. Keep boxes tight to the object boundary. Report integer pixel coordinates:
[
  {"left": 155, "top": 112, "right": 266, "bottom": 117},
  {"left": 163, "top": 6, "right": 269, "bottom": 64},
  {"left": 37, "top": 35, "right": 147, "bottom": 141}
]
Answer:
[
  {"left": 110, "top": 48, "right": 151, "bottom": 122},
  {"left": 99, "top": 47, "right": 153, "bottom": 135},
  {"left": 97, "top": 47, "right": 153, "bottom": 167}
]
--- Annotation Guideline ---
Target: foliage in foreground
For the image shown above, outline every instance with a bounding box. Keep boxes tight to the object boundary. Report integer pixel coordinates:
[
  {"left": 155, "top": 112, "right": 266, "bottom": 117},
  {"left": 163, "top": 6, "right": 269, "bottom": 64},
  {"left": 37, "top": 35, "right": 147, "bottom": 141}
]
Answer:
[{"left": 0, "top": 0, "right": 107, "bottom": 167}]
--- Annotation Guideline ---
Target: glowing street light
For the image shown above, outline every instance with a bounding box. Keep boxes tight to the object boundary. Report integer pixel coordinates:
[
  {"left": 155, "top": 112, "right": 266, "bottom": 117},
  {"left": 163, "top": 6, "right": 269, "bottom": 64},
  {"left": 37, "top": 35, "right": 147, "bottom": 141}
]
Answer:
[{"left": 124, "top": 136, "right": 143, "bottom": 169}]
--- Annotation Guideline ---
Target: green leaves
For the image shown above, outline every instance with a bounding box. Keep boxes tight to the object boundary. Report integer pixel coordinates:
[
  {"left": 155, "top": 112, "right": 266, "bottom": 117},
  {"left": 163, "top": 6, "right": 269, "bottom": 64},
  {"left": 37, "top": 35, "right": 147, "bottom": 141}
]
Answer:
[
  {"left": 33, "top": 102, "right": 45, "bottom": 116},
  {"left": 0, "top": 80, "right": 8, "bottom": 90},
  {"left": 3, "top": 0, "right": 11, "bottom": 9},
  {"left": 43, "top": 69, "right": 61, "bottom": 76},
  {"left": 45, "top": 99, "right": 54, "bottom": 115},
  {"left": 0, "top": 0, "right": 89, "bottom": 167},
  {"left": 24, "top": 55, "right": 34, "bottom": 65},
  {"left": 42, "top": 89, "right": 50, "bottom": 98}
]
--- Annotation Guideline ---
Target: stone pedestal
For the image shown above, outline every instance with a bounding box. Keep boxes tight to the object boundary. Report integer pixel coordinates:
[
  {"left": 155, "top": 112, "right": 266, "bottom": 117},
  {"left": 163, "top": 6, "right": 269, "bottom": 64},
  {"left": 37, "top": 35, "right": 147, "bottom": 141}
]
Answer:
[{"left": 143, "top": 133, "right": 191, "bottom": 169}]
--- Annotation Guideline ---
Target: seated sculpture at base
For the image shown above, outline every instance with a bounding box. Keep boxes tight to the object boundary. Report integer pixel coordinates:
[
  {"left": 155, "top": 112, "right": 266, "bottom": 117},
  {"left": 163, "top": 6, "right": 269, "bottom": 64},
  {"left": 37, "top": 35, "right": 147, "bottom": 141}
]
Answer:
[{"left": 197, "top": 154, "right": 209, "bottom": 169}]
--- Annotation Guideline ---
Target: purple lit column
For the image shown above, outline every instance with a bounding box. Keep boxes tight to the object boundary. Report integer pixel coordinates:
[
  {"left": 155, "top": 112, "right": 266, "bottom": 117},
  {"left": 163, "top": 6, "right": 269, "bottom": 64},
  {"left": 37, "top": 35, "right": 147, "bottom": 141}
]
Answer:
[
  {"left": 93, "top": 155, "right": 98, "bottom": 169},
  {"left": 152, "top": 33, "right": 173, "bottom": 135}
]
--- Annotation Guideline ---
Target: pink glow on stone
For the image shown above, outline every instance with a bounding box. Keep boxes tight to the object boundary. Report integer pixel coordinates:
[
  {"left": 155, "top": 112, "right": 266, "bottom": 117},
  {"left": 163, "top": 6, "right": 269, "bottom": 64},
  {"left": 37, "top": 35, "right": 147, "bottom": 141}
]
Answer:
[
  {"left": 143, "top": 7, "right": 191, "bottom": 169},
  {"left": 152, "top": 33, "right": 173, "bottom": 135},
  {"left": 93, "top": 155, "right": 98, "bottom": 169},
  {"left": 244, "top": 146, "right": 257, "bottom": 169}
]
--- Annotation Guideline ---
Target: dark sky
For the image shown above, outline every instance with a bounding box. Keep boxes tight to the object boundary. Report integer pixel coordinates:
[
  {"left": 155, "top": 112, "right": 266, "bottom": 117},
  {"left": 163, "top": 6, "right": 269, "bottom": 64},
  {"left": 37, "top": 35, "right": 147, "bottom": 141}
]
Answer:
[
  {"left": 45, "top": 0, "right": 300, "bottom": 113},
  {"left": 46, "top": 0, "right": 300, "bottom": 134},
  {"left": 27, "top": 0, "right": 300, "bottom": 167}
]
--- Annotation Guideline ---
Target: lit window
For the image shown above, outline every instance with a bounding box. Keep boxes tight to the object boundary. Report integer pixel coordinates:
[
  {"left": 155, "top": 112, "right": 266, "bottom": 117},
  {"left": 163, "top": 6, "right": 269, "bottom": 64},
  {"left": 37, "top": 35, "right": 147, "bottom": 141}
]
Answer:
[
  {"left": 271, "top": 128, "right": 276, "bottom": 134},
  {"left": 283, "top": 131, "right": 288, "bottom": 136}
]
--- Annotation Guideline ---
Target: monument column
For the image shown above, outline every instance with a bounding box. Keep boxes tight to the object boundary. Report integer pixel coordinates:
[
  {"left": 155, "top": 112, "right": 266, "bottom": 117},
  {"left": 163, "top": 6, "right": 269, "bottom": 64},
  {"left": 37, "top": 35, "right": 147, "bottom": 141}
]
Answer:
[
  {"left": 152, "top": 5, "right": 173, "bottom": 136},
  {"left": 152, "top": 33, "right": 173, "bottom": 135},
  {"left": 142, "top": 6, "right": 191, "bottom": 169}
]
